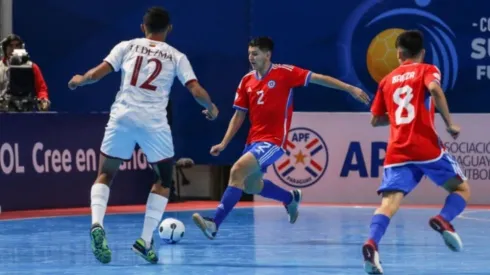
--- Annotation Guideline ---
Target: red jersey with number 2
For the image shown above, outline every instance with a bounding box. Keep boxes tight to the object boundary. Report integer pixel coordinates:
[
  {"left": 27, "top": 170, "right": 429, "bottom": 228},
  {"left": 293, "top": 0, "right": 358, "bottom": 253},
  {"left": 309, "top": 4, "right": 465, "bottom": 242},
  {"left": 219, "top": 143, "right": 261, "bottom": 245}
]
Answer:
[
  {"left": 371, "top": 61, "right": 444, "bottom": 167},
  {"left": 233, "top": 64, "right": 312, "bottom": 148}
]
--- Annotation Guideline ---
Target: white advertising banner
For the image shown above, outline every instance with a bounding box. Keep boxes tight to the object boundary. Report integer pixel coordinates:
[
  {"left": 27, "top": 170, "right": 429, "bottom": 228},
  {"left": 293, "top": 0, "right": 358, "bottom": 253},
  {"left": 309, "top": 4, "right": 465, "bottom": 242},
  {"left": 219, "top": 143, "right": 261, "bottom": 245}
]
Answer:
[{"left": 255, "top": 113, "right": 490, "bottom": 205}]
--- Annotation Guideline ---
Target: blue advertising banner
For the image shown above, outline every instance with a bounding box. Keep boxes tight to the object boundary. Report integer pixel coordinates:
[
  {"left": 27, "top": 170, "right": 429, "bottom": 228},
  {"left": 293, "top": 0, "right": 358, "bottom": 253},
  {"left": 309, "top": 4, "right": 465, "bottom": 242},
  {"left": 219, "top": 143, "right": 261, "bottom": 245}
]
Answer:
[
  {"left": 11, "top": 0, "right": 490, "bottom": 165},
  {"left": 0, "top": 113, "right": 155, "bottom": 211},
  {"left": 250, "top": 0, "right": 490, "bottom": 113}
]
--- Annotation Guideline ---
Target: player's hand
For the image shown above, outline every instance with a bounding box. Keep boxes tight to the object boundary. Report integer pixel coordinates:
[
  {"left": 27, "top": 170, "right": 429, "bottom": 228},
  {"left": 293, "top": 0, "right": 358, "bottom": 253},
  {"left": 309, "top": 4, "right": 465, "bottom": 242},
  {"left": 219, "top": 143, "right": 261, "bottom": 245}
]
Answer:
[
  {"left": 202, "top": 104, "right": 219, "bottom": 121},
  {"left": 210, "top": 143, "right": 226, "bottom": 156},
  {"left": 68, "top": 75, "right": 84, "bottom": 90},
  {"left": 446, "top": 124, "right": 460, "bottom": 139},
  {"left": 348, "top": 87, "right": 370, "bottom": 105}
]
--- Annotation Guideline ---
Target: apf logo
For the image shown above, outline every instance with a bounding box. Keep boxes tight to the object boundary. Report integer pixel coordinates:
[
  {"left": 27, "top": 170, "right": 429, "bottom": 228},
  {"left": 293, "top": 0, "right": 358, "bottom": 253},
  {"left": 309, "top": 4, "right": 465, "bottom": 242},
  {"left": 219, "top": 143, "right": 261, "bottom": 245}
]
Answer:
[
  {"left": 338, "top": 0, "right": 458, "bottom": 95},
  {"left": 273, "top": 127, "right": 328, "bottom": 188}
]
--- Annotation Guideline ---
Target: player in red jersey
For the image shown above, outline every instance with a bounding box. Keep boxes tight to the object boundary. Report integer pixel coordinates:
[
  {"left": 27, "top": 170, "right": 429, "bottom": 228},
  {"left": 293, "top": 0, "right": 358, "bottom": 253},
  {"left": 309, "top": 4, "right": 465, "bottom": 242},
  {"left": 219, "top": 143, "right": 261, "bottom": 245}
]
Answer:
[
  {"left": 362, "top": 30, "right": 471, "bottom": 274},
  {"left": 192, "top": 36, "right": 370, "bottom": 239}
]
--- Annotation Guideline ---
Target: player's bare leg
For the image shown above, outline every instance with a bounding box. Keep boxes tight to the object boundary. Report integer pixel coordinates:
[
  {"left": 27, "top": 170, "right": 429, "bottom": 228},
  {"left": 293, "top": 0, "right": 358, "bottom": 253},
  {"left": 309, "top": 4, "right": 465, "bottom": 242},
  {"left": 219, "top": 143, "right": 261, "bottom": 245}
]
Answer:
[
  {"left": 429, "top": 177, "right": 470, "bottom": 252},
  {"left": 131, "top": 158, "right": 173, "bottom": 264},
  {"left": 243, "top": 171, "right": 302, "bottom": 224},
  {"left": 242, "top": 170, "right": 264, "bottom": 194},
  {"left": 363, "top": 191, "right": 404, "bottom": 274},
  {"left": 90, "top": 153, "right": 122, "bottom": 264}
]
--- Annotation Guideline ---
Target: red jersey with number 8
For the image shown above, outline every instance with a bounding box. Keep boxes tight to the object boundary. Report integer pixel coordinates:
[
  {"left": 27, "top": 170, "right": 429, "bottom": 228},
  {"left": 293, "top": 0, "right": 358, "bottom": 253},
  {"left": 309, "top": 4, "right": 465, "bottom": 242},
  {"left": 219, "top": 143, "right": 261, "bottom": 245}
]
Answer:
[
  {"left": 371, "top": 61, "right": 444, "bottom": 166},
  {"left": 233, "top": 64, "right": 312, "bottom": 148}
]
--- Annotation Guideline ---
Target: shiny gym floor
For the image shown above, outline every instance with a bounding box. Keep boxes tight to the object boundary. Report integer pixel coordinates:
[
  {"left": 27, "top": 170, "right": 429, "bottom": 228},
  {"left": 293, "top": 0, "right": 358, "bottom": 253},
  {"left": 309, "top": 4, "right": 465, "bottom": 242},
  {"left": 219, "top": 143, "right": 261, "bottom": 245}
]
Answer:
[{"left": 0, "top": 202, "right": 488, "bottom": 275}]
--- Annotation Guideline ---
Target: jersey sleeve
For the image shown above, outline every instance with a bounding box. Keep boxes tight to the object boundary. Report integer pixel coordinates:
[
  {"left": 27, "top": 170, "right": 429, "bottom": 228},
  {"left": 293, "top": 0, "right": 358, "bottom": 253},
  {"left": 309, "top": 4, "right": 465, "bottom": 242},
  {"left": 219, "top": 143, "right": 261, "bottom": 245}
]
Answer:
[
  {"left": 176, "top": 54, "right": 198, "bottom": 86},
  {"left": 233, "top": 77, "right": 249, "bottom": 112},
  {"left": 371, "top": 80, "right": 387, "bottom": 116},
  {"left": 103, "top": 41, "right": 129, "bottom": 72},
  {"left": 280, "top": 64, "right": 312, "bottom": 88},
  {"left": 424, "top": 65, "right": 442, "bottom": 87}
]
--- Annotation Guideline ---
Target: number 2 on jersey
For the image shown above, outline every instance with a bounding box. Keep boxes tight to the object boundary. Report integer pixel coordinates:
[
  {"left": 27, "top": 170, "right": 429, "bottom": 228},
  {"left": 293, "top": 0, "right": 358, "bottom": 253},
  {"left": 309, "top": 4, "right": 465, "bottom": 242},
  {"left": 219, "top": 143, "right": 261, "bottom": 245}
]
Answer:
[
  {"left": 393, "top": 85, "right": 415, "bottom": 125},
  {"left": 130, "top": 56, "right": 162, "bottom": 91},
  {"left": 256, "top": 90, "right": 265, "bottom": 105}
]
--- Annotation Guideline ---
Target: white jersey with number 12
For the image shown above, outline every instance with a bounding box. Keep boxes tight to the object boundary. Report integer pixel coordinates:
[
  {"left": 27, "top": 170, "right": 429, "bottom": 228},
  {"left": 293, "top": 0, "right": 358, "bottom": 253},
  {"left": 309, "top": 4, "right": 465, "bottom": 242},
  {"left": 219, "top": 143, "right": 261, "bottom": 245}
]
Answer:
[{"left": 103, "top": 38, "right": 197, "bottom": 130}]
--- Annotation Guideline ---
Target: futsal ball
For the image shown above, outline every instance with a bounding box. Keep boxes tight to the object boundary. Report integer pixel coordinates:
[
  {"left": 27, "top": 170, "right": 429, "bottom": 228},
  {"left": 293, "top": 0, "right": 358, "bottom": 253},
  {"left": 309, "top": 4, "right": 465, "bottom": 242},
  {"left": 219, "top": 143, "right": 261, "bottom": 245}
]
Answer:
[
  {"left": 366, "top": 28, "right": 406, "bottom": 83},
  {"left": 158, "top": 218, "right": 185, "bottom": 244}
]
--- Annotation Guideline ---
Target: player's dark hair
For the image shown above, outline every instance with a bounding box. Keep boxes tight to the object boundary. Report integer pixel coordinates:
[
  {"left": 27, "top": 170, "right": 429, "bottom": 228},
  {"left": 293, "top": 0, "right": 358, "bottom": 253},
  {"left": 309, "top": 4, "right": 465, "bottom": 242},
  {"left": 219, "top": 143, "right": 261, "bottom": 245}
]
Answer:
[
  {"left": 143, "top": 7, "right": 171, "bottom": 33},
  {"left": 395, "top": 30, "right": 424, "bottom": 58},
  {"left": 248, "top": 37, "right": 274, "bottom": 52}
]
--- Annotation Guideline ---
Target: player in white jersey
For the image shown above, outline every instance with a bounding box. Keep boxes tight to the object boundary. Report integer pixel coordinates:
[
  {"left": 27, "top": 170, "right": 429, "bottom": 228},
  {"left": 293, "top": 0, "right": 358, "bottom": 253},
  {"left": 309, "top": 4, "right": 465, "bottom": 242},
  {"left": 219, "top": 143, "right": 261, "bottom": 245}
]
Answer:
[{"left": 68, "top": 7, "right": 218, "bottom": 264}]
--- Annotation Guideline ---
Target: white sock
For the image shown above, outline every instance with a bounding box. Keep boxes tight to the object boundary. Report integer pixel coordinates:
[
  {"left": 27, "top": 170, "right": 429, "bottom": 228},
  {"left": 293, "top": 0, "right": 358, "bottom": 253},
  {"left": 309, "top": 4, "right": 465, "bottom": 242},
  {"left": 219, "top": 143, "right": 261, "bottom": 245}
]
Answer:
[
  {"left": 141, "top": 193, "right": 168, "bottom": 248},
  {"left": 91, "top": 183, "right": 110, "bottom": 227}
]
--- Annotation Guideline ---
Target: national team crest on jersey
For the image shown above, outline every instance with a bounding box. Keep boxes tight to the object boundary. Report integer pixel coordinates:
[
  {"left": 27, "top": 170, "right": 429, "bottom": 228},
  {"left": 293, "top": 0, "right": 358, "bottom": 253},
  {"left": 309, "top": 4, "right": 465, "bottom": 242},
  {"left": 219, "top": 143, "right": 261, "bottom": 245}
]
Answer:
[
  {"left": 273, "top": 127, "right": 328, "bottom": 188},
  {"left": 267, "top": 80, "right": 276, "bottom": 88}
]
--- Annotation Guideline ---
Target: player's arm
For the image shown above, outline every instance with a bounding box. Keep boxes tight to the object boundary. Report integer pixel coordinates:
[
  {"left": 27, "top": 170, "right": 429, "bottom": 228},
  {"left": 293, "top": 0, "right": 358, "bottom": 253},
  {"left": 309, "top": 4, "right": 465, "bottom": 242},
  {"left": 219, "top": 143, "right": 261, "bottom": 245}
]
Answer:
[
  {"left": 427, "top": 82, "right": 453, "bottom": 127},
  {"left": 424, "top": 66, "right": 459, "bottom": 138},
  {"left": 185, "top": 80, "right": 218, "bottom": 120},
  {"left": 309, "top": 73, "right": 370, "bottom": 104},
  {"left": 210, "top": 109, "right": 246, "bottom": 156},
  {"left": 68, "top": 41, "right": 127, "bottom": 90},
  {"left": 177, "top": 54, "right": 218, "bottom": 120},
  {"left": 68, "top": 62, "right": 113, "bottom": 89},
  {"left": 220, "top": 110, "right": 247, "bottom": 147},
  {"left": 213, "top": 77, "right": 249, "bottom": 150},
  {"left": 428, "top": 80, "right": 460, "bottom": 138}
]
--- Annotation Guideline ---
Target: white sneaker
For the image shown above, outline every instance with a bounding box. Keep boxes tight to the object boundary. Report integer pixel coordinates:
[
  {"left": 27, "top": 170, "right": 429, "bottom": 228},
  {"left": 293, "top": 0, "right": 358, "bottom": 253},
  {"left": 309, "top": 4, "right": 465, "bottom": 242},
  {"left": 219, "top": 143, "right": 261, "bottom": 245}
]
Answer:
[
  {"left": 362, "top": 240, "right": 383, "bottom": 274},
  {"left": 284, "top": 189, "right": 302, "bottom": 224},
  {"left": 192, "top": 213, "right": 218, "bottom": 240},
  {"left": 429, "top": 215, "right": 463, "bottom": 252}
]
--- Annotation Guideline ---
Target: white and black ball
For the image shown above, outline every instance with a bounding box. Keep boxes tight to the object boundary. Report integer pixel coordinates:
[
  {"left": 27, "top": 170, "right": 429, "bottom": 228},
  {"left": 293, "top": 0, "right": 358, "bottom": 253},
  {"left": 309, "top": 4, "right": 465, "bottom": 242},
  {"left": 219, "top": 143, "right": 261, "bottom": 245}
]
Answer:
[{"left": 158, "top": 218, "right": 185, "bottom": 244}]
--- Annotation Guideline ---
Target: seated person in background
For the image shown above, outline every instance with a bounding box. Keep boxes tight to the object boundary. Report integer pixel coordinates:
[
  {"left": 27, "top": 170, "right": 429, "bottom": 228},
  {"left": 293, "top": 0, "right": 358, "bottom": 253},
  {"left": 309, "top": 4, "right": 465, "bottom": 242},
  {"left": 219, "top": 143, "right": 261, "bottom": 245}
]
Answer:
[{"left": 0, "top": 34, "right": 50, "bottom": 112}]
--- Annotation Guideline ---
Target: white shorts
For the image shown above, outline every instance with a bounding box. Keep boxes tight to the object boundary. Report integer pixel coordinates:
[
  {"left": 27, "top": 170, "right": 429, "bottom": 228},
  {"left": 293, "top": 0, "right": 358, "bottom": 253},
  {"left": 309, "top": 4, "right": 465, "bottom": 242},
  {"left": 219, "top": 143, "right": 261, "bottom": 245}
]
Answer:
[{"left": 100, "top": 124, "right": 174, "bottom": 163}]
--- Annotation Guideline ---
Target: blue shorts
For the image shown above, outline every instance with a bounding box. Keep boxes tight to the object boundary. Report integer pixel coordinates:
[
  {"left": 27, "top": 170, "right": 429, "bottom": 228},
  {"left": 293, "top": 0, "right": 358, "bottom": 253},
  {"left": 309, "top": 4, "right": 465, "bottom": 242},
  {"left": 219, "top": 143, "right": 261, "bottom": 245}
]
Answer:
[
  {"left": 243, "top": 142, "right": 285, "bottom": 173},
  {"left": 378, "top": 152, "right": 467, "bottom": 195}
]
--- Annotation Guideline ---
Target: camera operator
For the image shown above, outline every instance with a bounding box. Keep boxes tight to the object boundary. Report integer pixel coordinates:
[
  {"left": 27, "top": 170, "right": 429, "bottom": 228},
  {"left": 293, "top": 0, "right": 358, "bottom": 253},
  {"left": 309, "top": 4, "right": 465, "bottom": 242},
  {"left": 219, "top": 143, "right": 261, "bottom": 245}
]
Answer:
[{"left": 0, "top": 34, "right": 50, "bottom": 112}]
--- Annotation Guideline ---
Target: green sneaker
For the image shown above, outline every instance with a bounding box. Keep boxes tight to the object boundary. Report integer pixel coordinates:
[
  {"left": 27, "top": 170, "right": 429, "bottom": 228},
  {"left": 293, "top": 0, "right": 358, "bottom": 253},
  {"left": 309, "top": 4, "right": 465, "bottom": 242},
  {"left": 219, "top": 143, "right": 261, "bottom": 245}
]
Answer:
[
  {"left": 131, "top": 238, "right": 158, "bottom": 264},
  {"left": 90, "top": 223, "right": 112, "bottom": 264}
]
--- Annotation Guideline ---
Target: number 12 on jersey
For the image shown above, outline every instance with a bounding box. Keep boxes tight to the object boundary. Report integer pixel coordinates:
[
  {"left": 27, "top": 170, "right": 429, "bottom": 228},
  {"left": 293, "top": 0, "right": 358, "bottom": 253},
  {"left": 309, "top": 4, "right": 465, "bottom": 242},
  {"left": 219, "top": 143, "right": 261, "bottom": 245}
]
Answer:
[{"left": 130, "top": 56, "right": 163, "bottom": 91}]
